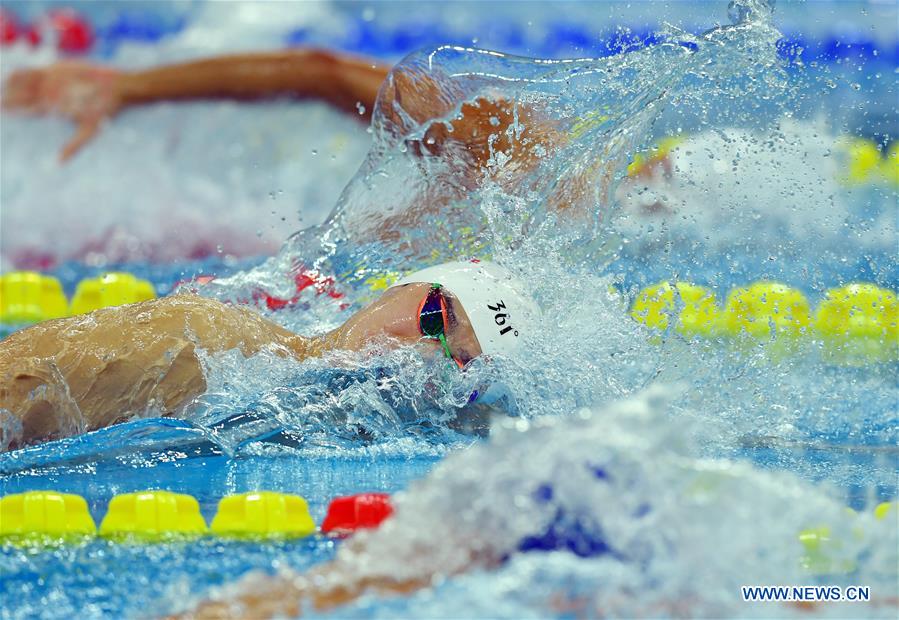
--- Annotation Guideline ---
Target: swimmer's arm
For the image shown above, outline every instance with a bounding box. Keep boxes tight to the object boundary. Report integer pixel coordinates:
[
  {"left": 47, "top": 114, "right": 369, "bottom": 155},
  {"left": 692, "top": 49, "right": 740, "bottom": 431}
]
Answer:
[
  {"left": 174, "top": 575, "right": 899, "bottom": 620},
  {"left": 169, "top": 567, "right": 426, "bottom": 619},
  {"left": 1, "top": 50, "right": 389, "bottom": 161},
  {"left": 116, "top": 50, "right": 390, "bottom": 120},
  {"left": 381, "top": 67, "right": 564, "bottom": 171},
  {"left": 343, "top": 83, "right": 574, "bottom": 244}
]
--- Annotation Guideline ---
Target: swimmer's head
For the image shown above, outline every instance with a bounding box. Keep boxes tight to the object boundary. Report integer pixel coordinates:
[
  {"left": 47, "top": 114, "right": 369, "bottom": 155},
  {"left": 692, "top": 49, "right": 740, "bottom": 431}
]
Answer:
[
  {"left": 393, "top": 260, "right": 541, "bottom": 359},
  {"left": 333, "top": 260, "right": 538, "bottom": 405}
]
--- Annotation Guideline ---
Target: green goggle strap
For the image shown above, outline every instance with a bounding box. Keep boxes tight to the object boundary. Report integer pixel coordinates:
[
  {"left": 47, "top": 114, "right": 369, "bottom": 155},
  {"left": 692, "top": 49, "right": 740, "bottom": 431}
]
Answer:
[
  {"left": 423, "top": 283, "right": 455, "bottom": 363},
  {"left": 437, "top": 332, "right": 454, "bottom": 361}
]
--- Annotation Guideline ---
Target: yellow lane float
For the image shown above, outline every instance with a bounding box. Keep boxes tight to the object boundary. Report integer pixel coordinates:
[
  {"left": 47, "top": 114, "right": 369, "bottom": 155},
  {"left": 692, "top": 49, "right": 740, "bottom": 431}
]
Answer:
[
  {"left": 874, "top": 501, "right": 895, "bottom": 521},
  {"left": 836, "top": 136, "right": 899, "bottom": 187},
  {"left": 798, "top": 503, "right": 895, "bottom": 575},
  {"left": 2, "top": 490, "right": 321, "bottom": 545},
  {"left": 722, "top": 282, "right": 812, "bottom": 339},
  {"left": 99, "top": 491, "right": 207, "bottom": 541},
  {"left": 814, "top": 284, "right": 898, "bottom": 364},
  {"left": 883, "top": 142, "right": 899, "bottom": 186},
  {"left": 839, "top": 137, "right": 882, "bottom": 185},
  {"left": 0, "top": 272, "right": 68, "bottom": 324},
  {"left": 629, "top": 281, "right": 720, "bottom": 337},
  {"left": 622, "top": 133, "right": 897, "bottom": 187},
  {"left": 0, "top": 491, "right": 96, "bottom": 544},
  {"left": 70, "top": 272, "right": 156, "bottom": 315},
  {"left": 0, "top": 271, "right": 157, "bottom": 325},
  {"left": 100, "top": 491, "right": 207, "bottom": 541},
  {"left": 630, "top": 280, "right": 897, "bottom": 362},
  {"left": 211, "top": 491, "right": 316, "bottom": 539}
]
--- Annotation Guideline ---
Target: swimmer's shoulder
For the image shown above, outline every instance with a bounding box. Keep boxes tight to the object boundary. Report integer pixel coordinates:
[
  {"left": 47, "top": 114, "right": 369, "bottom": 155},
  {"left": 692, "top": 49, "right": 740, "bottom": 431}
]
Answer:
[{"left": 153, "top": 292, "right": 306, "bottom": 356}]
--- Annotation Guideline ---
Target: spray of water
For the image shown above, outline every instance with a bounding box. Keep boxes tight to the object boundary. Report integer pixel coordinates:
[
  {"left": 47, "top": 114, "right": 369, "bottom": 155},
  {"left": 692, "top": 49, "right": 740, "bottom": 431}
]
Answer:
[
  {"left": 5, "top": 1, "right": 894, "bottom": 479},
  {"left": 203, "top": 0, "right": 784, "bottom": 301},
  {"left": 179, "top": 0, "right": 894, "bottom": 472}
]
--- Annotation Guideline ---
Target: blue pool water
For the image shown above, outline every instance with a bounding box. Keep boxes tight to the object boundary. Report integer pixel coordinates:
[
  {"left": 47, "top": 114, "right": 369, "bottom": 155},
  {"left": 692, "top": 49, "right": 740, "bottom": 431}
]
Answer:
[{"left": 1, "top": 0, "right": 898, "bottom": 618}]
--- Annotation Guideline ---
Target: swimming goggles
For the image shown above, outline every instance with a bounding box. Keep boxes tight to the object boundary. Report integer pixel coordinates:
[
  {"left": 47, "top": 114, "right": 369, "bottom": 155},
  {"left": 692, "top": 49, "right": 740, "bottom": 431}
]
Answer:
[{"left": 418, "top": 283, "right": 465, "bottom": 370}]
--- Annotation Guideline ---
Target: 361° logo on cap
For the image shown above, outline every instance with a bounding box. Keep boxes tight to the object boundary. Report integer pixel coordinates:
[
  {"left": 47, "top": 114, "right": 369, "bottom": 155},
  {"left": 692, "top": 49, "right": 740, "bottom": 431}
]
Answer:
[{"left": 488, "top": 301, "right": 518, "bottom": 336}]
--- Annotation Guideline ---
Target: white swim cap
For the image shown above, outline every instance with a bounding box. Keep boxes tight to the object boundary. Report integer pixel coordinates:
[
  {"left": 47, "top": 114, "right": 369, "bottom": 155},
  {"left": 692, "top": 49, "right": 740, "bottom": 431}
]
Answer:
[{"left": 394, "top": 260, "right": 540, "bottom": 358}]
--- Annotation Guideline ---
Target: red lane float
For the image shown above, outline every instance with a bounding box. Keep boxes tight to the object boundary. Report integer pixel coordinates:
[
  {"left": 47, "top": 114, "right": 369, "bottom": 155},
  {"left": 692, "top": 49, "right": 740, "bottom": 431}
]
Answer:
[
  {"left": 175, "top": 269, "right": 346, "bottom": 311},
  {"left": 2, "top": 8, "right": 94, "bottom": 53},
  {"left": 41, "top": 9, "right": 94, "bottom": 53},
  {"left": 321, "top": 493, "right": 393, "bottom": 536},
  {"left": 0, "top": 9, "right": 19, "bottom": 45},
  {"left": 257, "top": 270, "right": 345, "bottom": 311}
]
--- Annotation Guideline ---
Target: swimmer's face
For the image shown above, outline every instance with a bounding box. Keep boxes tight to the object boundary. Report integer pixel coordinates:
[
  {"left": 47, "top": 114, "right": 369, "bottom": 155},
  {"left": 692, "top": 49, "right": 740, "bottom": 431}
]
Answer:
[{"left": 333, "top": 283, "right": 482, "bottom": 365}]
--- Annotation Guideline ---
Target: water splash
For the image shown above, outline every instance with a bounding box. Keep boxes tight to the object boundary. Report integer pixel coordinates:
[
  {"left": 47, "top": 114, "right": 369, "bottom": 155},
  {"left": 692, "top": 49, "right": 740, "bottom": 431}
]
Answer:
[
  {"left": 203, "top": 0, "right": 785, "bottom": 304},
  {"left": 6, "top": 0, "right": 894, "bottom": 487},
  {"left": 170, "top": 0, "right": 896, "bottom": 493}
]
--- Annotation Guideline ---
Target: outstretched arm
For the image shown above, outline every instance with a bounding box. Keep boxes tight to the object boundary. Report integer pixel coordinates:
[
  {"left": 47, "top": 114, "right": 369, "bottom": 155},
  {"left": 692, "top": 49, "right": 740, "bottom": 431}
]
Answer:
[
  {"left": 115, "top": 50, "right": 389, "bottom": 118},
  {"left": 1, "top": 49, "right": 390, "bottom": 161},
  {"left": 2, "top": 48, "right": 581, "bottom": 212}
]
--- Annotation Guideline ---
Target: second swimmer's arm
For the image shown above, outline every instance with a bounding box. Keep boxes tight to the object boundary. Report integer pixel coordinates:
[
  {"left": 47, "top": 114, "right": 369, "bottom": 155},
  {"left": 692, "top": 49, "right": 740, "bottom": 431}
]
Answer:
[
  {"left": 117, "top": 50, "right": 390, "bottom": 120},
  {"left": 1, "top": 49, "right": 390, "bottom": 160},
  {"left": 170, "top": 566, "right": 428, "bottom": 619}
]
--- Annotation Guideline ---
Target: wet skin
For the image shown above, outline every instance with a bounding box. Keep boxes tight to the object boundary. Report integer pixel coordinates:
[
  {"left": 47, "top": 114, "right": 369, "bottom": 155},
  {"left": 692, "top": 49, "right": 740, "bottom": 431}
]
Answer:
[{"left": 0, "top": 283, "right": 481, "bottom": 449}]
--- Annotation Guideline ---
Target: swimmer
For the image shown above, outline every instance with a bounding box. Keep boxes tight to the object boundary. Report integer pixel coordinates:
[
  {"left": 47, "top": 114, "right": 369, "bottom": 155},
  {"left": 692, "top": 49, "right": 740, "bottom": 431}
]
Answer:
[{"left": 0, "top": 261, "right": 539, "bottom": 450}]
